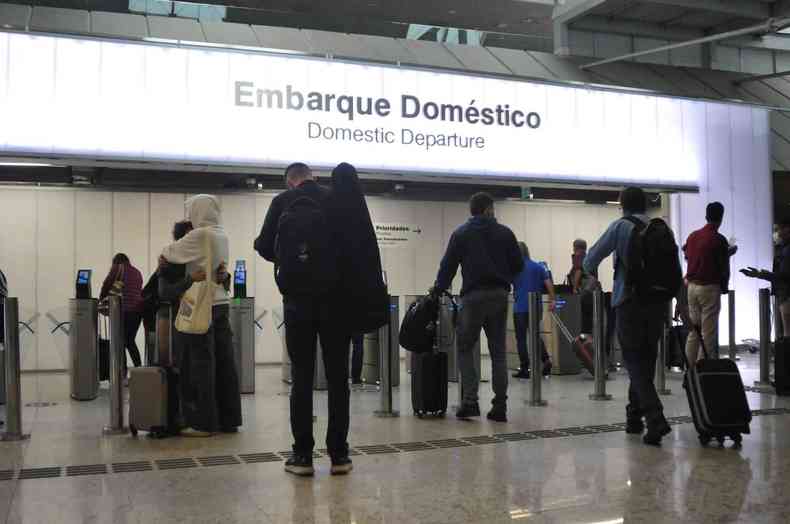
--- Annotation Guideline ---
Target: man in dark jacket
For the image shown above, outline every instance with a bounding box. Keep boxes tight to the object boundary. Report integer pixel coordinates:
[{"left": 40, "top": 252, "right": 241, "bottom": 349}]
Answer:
[
  {"left": 254, "top": 162, "right": 353, "bottom": 478},
  {"left": 433, "top": 192, "right": 523, "bottom": 422}
]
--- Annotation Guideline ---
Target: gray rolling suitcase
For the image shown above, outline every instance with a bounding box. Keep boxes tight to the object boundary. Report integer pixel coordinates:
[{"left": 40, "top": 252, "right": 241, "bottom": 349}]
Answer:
[{"left": 129, "top": 304, "right": 179, "bottom": 438}]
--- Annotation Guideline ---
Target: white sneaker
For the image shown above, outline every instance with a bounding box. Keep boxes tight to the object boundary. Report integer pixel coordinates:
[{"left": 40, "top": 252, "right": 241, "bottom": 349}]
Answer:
[{"left": 181, "top": 427, "right": 213, "bottom": 438}]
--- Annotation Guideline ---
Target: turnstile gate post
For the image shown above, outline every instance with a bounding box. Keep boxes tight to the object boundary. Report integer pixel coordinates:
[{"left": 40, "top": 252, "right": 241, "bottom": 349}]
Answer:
[
  {"left": 374, "top": 296, "right": 399, "bottom": 418},
  {"left": 2, "top": 298, "right": 29, "bottom": 441},
  {"left": 528, "top": 292, "right": 547, "bottom": 407},
  {"left": 728, "top": 290, "right": 737, "bottom": 361},
  {"left": 589, "top": 289, "right": 612, "bottom": 401},
  {"left": 756, "top": 288, "right": 772, "bottom": 388},
  {"left": 656, "top": 304, "right": 672, "bottom": 396},
  {"left": 103, "top": 296, "right": 128, "bottom": 435}
]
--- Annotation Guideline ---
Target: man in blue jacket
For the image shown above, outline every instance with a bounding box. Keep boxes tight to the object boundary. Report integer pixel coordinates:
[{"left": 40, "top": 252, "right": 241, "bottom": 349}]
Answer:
[
  {"left": 584, "top": 187, "right": 671, "bottom": 446},
  {"left": 433, "top": 193, "right": 523, "bottom": 422}
]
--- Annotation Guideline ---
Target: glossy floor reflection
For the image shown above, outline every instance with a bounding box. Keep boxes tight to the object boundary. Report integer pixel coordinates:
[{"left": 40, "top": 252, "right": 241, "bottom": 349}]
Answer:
[{"left": 1, "top": 353, "right": 789, "bottom": 523}]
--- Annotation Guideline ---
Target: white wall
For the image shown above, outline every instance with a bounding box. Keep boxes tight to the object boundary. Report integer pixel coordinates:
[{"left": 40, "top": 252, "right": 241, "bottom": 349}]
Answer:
[
  {"left": 671, "top": 106, "right": 773, "bottom": 344},
  {"left": 0, "top": 186, "right": 620, "bottom": 370}
]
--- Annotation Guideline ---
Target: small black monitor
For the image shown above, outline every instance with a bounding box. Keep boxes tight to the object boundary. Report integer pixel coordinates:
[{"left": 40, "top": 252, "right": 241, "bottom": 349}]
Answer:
[
  {"left": 233, "top": 260, "right": 247, "bottom": 298},
  {"left": 76, "top": 269, "right": 92, "bottom": 299}
]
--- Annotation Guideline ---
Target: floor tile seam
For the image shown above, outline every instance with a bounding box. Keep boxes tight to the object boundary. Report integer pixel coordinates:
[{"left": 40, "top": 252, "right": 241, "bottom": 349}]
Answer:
[{"left": 5, "top": 408, "right": 789, "bottom": 482}]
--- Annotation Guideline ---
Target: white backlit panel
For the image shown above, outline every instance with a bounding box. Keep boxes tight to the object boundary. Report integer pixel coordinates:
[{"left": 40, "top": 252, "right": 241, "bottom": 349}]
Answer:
[{"left": 0, "top": 31, "right": 771, "bottom": 189}]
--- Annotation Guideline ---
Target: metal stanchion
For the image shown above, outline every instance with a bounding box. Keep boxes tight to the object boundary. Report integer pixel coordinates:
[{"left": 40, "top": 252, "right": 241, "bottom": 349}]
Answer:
[
  {"left": 103, "top": 296, "right": 128, "bottom": 435},
  {"left": 656, "top": 315, "right": 672, "bottom": 396},
  {"left": 728, "top": 290, "right": 737, "bottom": 361},
  {"left": 589, "top": 289, "right": 612, "bottom": 401},
  {"left": 756, "top": 288, "right": 772, "bottom": 388},
  {"left": 528, "top": 292, "right": 547, "bottom": 407},
  {"left": 2, "top": 298, "right": 29, "bottom": 441},
  {"left": 374, "top": 296, "right": 399, "bottom": 418}
]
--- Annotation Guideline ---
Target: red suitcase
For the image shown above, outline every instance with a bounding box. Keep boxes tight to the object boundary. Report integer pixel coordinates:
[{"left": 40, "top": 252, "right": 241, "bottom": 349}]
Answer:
[{"left": 551, "top": 312, "right": 595, "bottom": 375}]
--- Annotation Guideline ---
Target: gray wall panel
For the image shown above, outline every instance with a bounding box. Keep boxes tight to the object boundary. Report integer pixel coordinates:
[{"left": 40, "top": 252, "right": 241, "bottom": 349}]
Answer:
[
  {"left": 30, "top": 6, "right": 89, "bottom": 34},
  {"left": 528, "top": 52, "right": 596, "bottom": 83},
  {"left": 443, "top": 43, "right": 510, "bottom": 74},
  {"left": 356, "top": 34, "right": 416, "bottom": 64},
  {"left": 251, "top": 25, "right": 310, "bottom": 53},
  {"left": 633, "top": 37, "right": 669, "bottom": 65},
  {"left": 486, "top": 47, "right": 555, "bottom": 79},
  {"left": 741, "top": 48, "right": 773, "bottom": 75},
  {"left": 91, "top": 12, "right": 148, "bottom": 39},
  {"left": 397, "top": 39, "right": 463, "bottom": 69},
  {"left": 593, "top": 33, "right": 631, "bottom": 59},
  {"left": 0, "top": 4, "right": 31, "bottom": 29},
  {"left": 568, "top": 29, "right": 595, "bottom": 58},
  {"left": 670, "top": 45, "right": 703, "bottom": 68},
  {"left": 201, "top": 21, "right": 258, "bottom": 47},
  {"left": 773, "top": 133, "right": 790, "bottom": 168},
  {"left": 147, "top": 16, "right": 205, "bottom": 42},
  {"left": 646, "top": 66, "right": 721, "bottom": 99},
  {"left": 305, "top": 29, "right": 366, "bottom": 58},
  {"left": 712, "top": 45, "right": 741, "bottom": 72}
]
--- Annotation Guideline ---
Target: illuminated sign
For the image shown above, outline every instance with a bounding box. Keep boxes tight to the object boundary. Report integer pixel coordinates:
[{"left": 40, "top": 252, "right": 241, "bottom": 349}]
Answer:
[{"left": 0, "top": 31, "right": 765, "bottom": 188}]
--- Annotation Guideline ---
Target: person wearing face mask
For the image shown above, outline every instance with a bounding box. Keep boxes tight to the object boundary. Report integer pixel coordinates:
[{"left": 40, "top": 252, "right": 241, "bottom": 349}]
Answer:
[
  {"left": 432, "top": 192, "right": 524, "bottom": 423},
  {"left": 743, "top": 216, "right": 790, "bottom": 337}
]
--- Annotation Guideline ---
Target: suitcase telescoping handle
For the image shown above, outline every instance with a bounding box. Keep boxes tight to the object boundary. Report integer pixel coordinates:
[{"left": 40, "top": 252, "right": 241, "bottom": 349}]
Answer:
[{"left": 550, "top": 311, "right": 576, "bottom": 345}]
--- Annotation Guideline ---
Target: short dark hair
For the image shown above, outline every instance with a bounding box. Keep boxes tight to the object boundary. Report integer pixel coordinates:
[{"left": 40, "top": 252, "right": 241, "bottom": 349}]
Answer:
[
  {"left": 706, "top": 202, "right": 725, "bottom": 224},
  {"left": 619, "top": 187, "right": 647, "bottom": 214},
  {"left": 112, "top": 253, "right": 130, "bottom": 265},
  {"left": 172, "top": 220, "right": 193, "bottom": 241},
  {"left": 284, "top": 162, "right": 311, "bottom": 179},
  {"left": 470, "top": 192, "right": 495, "bottom": 216}
]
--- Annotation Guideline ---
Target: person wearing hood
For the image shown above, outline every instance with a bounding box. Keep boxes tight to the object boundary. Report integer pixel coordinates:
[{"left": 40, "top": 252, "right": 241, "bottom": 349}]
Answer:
[
  {"left": 433, "top": 192, "right": 523, "bottom": 422},
  {"left": 161, "top": 195, "right": 242, "bottom": 437},
  {"left": 254, "top": 162, "right": 357, "bottom": 477}
]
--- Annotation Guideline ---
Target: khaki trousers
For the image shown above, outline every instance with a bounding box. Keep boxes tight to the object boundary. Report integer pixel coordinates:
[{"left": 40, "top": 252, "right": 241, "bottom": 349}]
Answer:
[{"left": 685, "top": 283, "right": 721, "bottom": 363}]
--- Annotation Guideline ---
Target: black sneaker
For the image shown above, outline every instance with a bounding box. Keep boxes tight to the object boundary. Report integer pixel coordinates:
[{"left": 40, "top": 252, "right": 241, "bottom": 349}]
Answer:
[
  {"left": 284, "top": 455, "right": 314, "bottom": 477},
  {"left": 456, "top": 403, "right": 481, "bottom": 419},
  {"left": 542, "top": 362, "right": 553, "bottom": 377},
  {"left": 643, "top": 418, "right": 672, "bottom": 446},
  {"left": 625, "top": 419, "right": 645, "bottom": 434},
  {"left": 330, "top": 456, "right": 354, "bottom": 476},
  {"left": 487, "top": 408, "right": 507, "bottom": 423},
  {"left": 512, "top": 369, "right": 530, "bottom": 379}
]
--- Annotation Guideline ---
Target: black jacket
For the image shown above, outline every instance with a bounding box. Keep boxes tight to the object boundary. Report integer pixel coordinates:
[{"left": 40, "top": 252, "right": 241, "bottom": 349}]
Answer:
[
  {"left": 435, "top": 216, "right": 523, "bottom": 297},
  {"left": 254, "top": 180, "right": 330, "bottom": 263}
]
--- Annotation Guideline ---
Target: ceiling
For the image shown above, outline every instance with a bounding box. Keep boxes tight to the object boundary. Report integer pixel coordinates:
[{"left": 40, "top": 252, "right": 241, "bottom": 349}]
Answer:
[
  {"left": 2, "top": 0, "right": 556, "bottom": 40},
  {"left": 560, "top": 0, "right": 790, "bottom": 40}
]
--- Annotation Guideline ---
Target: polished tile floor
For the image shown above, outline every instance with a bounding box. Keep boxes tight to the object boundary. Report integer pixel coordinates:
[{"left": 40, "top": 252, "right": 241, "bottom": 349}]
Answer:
[{"left": 1, "top": 353, "right": 788, "bottom": 523}]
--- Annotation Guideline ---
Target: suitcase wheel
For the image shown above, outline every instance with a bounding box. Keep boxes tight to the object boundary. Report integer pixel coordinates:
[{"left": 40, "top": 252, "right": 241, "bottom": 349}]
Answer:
[
  {"left": 129, "top": 424, "right": 138, "bottom": 437},
  {"left": 716, "top": 436, "right": 726, "bottom": 446},
  {"left": 732, "top": 434, "right": 743, "bottom": 447}
]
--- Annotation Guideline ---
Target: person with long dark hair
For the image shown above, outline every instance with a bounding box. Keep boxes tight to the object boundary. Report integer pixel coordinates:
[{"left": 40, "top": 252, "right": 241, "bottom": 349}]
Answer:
[{"left": 100, "top": 253, "right": 144, "bottom": 376}]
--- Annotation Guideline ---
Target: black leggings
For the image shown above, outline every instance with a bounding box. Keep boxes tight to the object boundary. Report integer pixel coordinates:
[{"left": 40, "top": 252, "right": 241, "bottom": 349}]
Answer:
[{"left": 124, "top": 311, "right": 143, "bottom": 368}]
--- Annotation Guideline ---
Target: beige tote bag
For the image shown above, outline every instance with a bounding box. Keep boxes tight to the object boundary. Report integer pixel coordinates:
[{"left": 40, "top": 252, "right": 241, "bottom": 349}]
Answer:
[{"left": 175, "top": 232, "right": 216, "bottom": 335}]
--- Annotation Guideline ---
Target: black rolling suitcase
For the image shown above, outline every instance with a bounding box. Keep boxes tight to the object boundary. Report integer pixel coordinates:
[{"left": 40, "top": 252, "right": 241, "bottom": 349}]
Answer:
[
  {"left": 774, "top": 337, "right": 790, "bottom": 395},
  {"left": 684, "top": 329, "right": 751, "bottom": 446},
  {"left": 411, "top": 351, "right": 448, "bottom": 418}
]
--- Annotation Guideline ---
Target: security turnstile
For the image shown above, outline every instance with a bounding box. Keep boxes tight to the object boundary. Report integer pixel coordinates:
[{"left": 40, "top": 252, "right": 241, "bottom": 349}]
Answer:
[
  {"left": 547, "top": 294, "right": 583, "bottom": 375},
  {"left": 361, "top": 296, "right": 400, "bottom": 387},
  {"left": 230, "top": 298, "right": 256, "bottom": 394},
  {"left": 69, "top": 298, "right": 99, "bottom": 401}
]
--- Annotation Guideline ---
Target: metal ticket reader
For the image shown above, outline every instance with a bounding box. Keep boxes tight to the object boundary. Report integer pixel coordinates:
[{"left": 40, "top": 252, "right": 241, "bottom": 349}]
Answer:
[
  {"left": 230, "top": 260, "right": 255, "bottom": 394},
  {"left": 69, "top": 269, "right": 99, "bottom": 400}
]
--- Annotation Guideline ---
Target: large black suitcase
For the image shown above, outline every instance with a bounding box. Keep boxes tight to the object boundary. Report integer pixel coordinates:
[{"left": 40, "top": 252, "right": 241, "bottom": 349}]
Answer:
[
  {"left": 684, "top": 329, "right": 751, "bottom": 446},
  {"left": 411, "top": 351, "right": 448, "bottom": 418},
  {"left": 775, "top": 337, "right": 790, "bottom": 395}
]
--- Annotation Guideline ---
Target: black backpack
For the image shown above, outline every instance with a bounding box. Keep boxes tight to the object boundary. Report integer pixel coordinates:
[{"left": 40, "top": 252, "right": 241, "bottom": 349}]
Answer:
[
  {"left": 622, "top": 216, "right": 683, "bottom": 303},
  {"left": 399, "top": 292, "right": 457, "bottom": 353},
  {"left": 274, "top": 196, "right": 336, "bottom": 296},
  {"left": 399, "top": 294, "right": 441, "bottom": 354}
]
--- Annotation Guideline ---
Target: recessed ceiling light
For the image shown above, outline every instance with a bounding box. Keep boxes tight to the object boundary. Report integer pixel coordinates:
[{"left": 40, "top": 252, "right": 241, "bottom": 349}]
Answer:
[
  {"left": 497, "top": 22, "right": 508, "bottom": 29},
  {"left": 448, "top": 9, "right": 457, "bottom": 15},
  {"left": 522, "top": 18, "right": 533, "bottom": 24}
]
